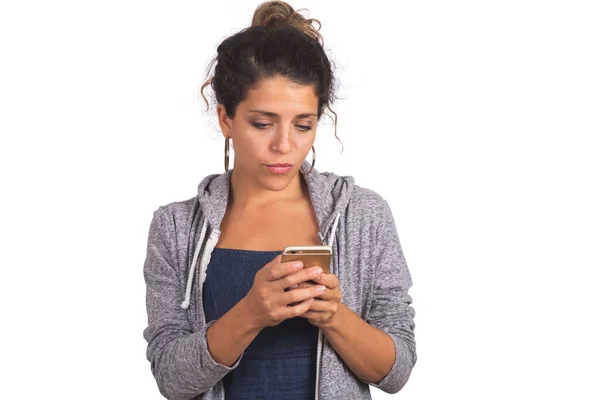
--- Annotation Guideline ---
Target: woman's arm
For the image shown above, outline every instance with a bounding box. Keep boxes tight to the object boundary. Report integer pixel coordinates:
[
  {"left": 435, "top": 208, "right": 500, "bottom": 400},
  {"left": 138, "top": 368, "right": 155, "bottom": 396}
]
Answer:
[
  {"left": 320, "top": 302, "right": 397, "bottom": 384},
  {"left": 143, "top": 206, "right": 252, "bottom": 400},
  {"left": 205, "top": 297, "right": 263, "bottom": 367},
  {"left": 322, "top": 198, "right": 417, "bottom": 394}
]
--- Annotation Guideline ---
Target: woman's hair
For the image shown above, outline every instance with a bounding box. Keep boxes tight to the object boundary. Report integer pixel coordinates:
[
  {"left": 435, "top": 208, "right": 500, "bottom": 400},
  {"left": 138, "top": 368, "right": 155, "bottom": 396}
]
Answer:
[{"left": 200, "top": 0, "right": 343, "bottom": 150}]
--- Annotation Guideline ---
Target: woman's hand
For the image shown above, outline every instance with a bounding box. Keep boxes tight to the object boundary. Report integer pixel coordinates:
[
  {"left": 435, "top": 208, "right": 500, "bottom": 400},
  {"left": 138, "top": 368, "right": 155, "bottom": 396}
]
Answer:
[
  {"left": 288, "top": 270, "right": 342, "bottom": 328},
  {"left": 243, "top": 255, "right": 327, "bottom": 330}
]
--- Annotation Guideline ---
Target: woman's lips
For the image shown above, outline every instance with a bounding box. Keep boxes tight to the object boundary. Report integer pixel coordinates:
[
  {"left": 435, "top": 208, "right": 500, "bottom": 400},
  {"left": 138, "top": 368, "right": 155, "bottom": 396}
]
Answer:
[{"left": 266, "top": 165, "right": 293, "bottom": 174}]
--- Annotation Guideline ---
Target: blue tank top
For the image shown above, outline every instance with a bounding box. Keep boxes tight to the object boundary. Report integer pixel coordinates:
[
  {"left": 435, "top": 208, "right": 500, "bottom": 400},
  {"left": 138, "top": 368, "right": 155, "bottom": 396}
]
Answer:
[{"left": 203, "top": 247, "right": 318, "bottom": 400}]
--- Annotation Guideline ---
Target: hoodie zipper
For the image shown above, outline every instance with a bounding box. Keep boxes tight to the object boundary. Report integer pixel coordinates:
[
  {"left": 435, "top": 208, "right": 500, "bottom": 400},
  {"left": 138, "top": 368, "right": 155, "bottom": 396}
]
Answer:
[
  {"left": 314, "top": 230, "right": 329, "bottom": 400},
  {"left": 198, "top": 229, "right": 226, "bottom": 400}
]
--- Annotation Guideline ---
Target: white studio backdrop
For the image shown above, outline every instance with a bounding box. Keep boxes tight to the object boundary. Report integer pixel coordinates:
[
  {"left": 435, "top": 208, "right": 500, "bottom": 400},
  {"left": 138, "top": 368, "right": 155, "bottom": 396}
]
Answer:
[{"left": 1, "top": 0, "right": 598, "bottom": 399}]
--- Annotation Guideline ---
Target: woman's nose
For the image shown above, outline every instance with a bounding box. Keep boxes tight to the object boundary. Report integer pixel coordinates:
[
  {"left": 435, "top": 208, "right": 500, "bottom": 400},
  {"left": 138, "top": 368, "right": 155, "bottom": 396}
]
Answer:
[{"left": 272, "top": 128, "right": 292, "bottom": 152}]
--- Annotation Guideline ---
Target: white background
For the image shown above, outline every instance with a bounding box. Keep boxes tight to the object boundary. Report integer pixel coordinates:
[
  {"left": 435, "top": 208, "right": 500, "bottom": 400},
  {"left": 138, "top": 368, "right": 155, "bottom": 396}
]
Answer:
[{"left": 1, "top": 0, "right": 599, "bottom": 399}]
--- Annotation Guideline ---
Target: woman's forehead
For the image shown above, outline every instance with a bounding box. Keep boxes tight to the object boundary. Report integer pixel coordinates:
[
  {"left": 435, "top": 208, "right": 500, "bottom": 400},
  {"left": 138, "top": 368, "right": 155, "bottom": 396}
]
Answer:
[{"left": 242, "top": 78, "right": 318, "bottom": 114}]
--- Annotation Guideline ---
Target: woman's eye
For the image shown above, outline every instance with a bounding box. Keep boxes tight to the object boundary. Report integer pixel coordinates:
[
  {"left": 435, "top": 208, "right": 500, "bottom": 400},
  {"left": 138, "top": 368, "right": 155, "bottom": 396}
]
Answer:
[{"left": 252, "top": 123, "right": 312, "bottom": 131}]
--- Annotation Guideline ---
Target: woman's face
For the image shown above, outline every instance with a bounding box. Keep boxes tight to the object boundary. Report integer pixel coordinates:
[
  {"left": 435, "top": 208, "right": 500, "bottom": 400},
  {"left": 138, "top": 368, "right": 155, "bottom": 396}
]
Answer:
[{"left": 217, "top": 74, "right": 318, "bottom": 192}]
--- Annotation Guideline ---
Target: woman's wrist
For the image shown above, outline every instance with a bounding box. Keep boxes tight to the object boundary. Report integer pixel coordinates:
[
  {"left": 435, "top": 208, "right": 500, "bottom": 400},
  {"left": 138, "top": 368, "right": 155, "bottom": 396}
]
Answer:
[
  {"left": 205, "top": 297, "right": 263, "bottom": 367},
  {"left": 238, "top": 295, "right": 265, "bottom": 334}
]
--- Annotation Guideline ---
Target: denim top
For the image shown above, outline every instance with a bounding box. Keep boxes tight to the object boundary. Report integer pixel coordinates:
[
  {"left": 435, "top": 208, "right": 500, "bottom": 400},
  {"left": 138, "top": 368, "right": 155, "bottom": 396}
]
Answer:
[{"left": 203, "top": 247, "right": 318, "bottom": 400}]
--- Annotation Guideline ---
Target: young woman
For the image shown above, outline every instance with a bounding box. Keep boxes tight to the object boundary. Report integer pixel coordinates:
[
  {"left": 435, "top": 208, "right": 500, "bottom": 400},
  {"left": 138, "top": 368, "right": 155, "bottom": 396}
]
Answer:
[{"left": 142, "top": 2, "right": 417, "bottom": 399}]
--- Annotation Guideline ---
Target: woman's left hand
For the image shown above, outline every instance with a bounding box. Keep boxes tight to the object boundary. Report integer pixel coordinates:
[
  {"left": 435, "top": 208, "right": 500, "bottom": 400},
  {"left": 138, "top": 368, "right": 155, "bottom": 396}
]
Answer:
[{"left": 289, "top": 271, "right": 342, "bottom": 327}]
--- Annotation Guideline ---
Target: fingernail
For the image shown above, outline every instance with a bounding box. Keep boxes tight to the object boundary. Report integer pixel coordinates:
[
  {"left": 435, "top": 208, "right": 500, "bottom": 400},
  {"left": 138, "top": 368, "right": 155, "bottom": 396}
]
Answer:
[
  {"left": 313, "top": 267, "right": 323, "bottom": 276},
  {"left": 294, "top": 261, "right": 303, "bottom": 269},
  {"left": 317, "top": 285, "right": 326, "bottom": 293}
]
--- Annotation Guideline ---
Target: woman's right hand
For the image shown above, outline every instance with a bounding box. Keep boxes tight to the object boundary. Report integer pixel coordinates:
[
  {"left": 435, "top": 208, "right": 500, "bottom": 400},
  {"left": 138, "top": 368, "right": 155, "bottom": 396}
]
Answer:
[{"left": 243, "top": 254, "right": 326, "bottom": 329}]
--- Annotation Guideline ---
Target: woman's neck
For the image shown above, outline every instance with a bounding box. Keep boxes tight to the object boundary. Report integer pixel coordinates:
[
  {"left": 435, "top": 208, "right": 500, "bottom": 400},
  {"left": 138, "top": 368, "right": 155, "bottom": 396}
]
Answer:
[{"left": 228, "top": 167, "right": 309, "bottom": 210}]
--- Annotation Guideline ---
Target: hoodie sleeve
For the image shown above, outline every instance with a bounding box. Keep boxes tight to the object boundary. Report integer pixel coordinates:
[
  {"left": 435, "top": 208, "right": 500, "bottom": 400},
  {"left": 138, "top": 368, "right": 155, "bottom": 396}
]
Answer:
[
  {"left": 142, "top": 206, "right": 243, "bottom": 400},
  {"left": 361, "top": 198, "right": 417, "bottom": 394}
]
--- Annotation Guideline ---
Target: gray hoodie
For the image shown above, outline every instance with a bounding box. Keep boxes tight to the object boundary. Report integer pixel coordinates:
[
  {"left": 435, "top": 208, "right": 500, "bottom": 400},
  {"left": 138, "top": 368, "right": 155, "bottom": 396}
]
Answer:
[{"left": 143, "top": 160, "right": 417, "bottom": 400}]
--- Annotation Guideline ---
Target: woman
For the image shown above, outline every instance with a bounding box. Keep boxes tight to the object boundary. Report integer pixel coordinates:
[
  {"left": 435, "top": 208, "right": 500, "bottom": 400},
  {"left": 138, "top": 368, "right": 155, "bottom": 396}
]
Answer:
[{"left": 142, "top": 1, "right": 417, "bottom": 399}]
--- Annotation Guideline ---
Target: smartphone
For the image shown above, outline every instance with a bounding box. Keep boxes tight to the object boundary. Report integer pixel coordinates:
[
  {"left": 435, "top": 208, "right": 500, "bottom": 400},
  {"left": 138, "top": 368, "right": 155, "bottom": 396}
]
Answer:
[{"left": 281, "top": 245, "right": 332, "bottom": 274}]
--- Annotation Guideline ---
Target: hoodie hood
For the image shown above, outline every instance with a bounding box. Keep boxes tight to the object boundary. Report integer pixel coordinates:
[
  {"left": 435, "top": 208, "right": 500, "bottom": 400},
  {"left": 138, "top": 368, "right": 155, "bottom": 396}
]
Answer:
[{"left": 180, "top": 159, "right": 355, "bottom": 310}]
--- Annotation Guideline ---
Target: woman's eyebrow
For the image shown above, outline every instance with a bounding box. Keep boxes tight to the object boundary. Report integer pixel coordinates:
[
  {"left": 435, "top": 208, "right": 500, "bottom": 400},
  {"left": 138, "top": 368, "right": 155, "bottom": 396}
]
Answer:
[{"left": 248, "top": 109, "right": 317, "bottom": 118}]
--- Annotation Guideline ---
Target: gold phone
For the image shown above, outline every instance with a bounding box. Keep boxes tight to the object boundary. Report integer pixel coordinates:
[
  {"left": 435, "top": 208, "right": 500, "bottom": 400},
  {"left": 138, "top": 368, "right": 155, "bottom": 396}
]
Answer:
[{"left": 281, "top": 245, "right": 332, "bottom": 274}]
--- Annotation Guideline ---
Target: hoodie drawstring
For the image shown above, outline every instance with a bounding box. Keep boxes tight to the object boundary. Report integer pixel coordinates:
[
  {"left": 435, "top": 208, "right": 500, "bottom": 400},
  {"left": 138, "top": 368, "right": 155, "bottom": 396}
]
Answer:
[
  {"left": 180, "top": 217, "right": 208, "bottom": 309},
  {"left": 327, "top": 213, "right": 341, "bottom": 248},
  {"left": 180, "top": 212, "right": 341, "bottom": 310}
]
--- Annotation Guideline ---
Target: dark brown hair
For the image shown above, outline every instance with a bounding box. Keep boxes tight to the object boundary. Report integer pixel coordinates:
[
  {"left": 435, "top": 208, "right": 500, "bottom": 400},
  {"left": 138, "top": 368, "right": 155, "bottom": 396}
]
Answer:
[{"left": 200, "top": 1, "right": 343, "bottom": 150}]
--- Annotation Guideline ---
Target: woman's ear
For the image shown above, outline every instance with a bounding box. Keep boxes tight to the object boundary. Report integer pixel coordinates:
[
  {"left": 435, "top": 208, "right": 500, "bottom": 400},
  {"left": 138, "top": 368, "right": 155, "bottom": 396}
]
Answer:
[{"left": 217, "top": 104, "right": 233, "bottom": 138}]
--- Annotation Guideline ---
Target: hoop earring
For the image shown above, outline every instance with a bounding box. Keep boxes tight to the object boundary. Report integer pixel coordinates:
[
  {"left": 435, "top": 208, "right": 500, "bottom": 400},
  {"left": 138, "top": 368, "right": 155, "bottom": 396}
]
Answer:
[
  {"left": 224, "top": 137, "right": 230, "bottom": 172},
  {"left": 307, "top": 145, "right": 315, "bottom": 174}
]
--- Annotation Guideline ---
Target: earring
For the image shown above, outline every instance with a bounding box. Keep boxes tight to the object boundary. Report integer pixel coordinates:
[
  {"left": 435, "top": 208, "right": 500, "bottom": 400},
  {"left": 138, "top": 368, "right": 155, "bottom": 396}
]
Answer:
[
  {"left": 224, "top": 137, "right": 230, "bottom": 172},
  {"left": 307, "top": 145, "right": 315, "bottom": 174}
]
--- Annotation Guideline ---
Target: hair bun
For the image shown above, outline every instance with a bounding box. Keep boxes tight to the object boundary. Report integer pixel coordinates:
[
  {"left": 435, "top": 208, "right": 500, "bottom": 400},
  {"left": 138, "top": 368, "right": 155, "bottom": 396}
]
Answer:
[{"left": 251, "top": 1, "right": 323, "bottom": 46}]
